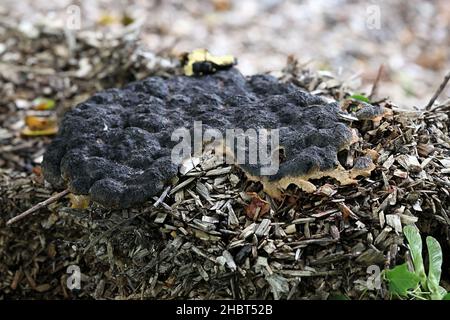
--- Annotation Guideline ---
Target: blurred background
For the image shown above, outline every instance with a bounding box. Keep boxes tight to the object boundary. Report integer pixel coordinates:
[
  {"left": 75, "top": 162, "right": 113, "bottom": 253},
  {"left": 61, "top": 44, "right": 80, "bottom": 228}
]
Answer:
[{"left": 1, "top": 0, "right": 450, "bottom": 108}]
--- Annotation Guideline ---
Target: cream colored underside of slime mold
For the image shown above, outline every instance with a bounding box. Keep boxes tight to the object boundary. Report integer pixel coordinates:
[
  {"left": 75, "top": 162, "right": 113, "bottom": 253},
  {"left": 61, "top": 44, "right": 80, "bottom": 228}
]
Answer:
[{"left": 206, "top": 128, "right": 374, "bottom": 199}]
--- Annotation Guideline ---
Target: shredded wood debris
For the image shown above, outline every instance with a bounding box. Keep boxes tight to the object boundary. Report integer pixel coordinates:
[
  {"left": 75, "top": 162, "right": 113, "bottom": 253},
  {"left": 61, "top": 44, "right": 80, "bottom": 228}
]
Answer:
[{"left": 1, "top": 19, "right": 450, "bottom": 300}]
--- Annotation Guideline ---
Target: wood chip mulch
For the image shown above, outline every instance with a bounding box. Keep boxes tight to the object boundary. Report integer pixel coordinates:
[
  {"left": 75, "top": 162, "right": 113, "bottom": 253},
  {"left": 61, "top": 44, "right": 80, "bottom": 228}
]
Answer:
[{"left": 1, "top": 19, "right": 449, "bottom": 300}]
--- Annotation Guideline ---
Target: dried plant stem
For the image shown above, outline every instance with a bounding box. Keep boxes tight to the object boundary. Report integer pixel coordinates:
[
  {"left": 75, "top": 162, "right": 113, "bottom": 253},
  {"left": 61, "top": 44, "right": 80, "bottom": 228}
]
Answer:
[
  {"left": 425, "top": 71, "right": 450, "bottom": 110},
  {"left": 6, "top": 189, "right": 70, "bottom": 226},
  {"left": 369, "top": 64, "right": 384, "bottom": 100}
]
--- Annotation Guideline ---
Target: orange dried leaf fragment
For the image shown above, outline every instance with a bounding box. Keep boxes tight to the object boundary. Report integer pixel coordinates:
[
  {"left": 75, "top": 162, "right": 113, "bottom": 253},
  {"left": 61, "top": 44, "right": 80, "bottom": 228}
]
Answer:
[
  {"left": 25, "top": 115, "right": 56, "bottom": 131},
  {"left": 245, "top": 192, "right": 270, "bottom": 220},
  {"left": 22, "top": 114, "right": 58, "bottom": 136}
]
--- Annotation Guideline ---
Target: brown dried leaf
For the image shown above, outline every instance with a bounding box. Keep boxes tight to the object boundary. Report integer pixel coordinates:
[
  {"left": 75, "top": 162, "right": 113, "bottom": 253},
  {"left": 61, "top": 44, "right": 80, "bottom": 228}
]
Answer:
[{"left": 245, "top": 192, "right": 270, "bottom": 220}]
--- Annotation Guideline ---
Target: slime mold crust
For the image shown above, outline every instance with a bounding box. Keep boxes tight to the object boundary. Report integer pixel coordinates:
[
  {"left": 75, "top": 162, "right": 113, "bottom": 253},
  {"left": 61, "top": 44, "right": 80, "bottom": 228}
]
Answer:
[{"left": 43, "top": 68, "right": 371, "bottom": 208}]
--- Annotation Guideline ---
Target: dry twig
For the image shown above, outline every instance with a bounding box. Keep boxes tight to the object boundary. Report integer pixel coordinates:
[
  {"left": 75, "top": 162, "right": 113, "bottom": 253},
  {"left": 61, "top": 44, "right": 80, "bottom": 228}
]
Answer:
[
  {"left": 6, "top": 189, "right": 70, "bottom": 226},
  {"left": 425, "top": 71, "right": 450, "bottom": 110},
  {"left": 368, "top": 64, "right": 384, "bottom": 100}
]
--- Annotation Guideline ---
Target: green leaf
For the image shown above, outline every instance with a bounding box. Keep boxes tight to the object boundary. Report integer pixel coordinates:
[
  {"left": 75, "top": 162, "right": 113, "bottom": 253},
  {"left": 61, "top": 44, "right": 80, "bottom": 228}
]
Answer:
[
  {"left": 328, "top": 294, "right": 350, "bottom": 300},
  {"left": 442, "top": 292, "right": 450, "bottom": 300},
  {"left": 349, "top": 94, "right": 370, "bottom": 103},
  {"left": 403, "top": 225, "right": 427, "bottom": 287},
  {"left": 385, "top": 263, "right": 420, "bottom": 297},
  {"left": 426, "top": 236, "right": 444, "bottom": 300},
  {"left": 32, "top": 97, "right": 55, "bottom": 110},
  {"left": 436, "top": 287, "right": 448, "bottom": 300}
]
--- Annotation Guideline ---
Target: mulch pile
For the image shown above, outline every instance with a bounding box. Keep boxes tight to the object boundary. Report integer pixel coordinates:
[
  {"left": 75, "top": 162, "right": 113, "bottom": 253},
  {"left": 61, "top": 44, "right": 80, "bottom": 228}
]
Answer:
[{"left": 1, "top": 19, "right": 449, "bottom": 300}]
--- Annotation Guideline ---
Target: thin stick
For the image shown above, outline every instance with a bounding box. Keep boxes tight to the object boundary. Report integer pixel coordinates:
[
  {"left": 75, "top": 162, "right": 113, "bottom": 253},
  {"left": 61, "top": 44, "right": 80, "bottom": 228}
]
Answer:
[
  {"left": 425, "top": 71, "right": 450, "bottom": 110},
  {"left": 6, "top": 189, "right": 70, "bottom": 226},
  {"left": 368, "top": 64, "right": 384, "bottom": 100}
]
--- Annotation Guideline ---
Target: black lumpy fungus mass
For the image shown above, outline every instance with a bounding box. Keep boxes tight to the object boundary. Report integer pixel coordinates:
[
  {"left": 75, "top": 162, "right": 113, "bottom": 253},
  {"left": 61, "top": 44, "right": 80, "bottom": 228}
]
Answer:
[{"left": 43, "top": 68, "right": 362, "bottom": 208}]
